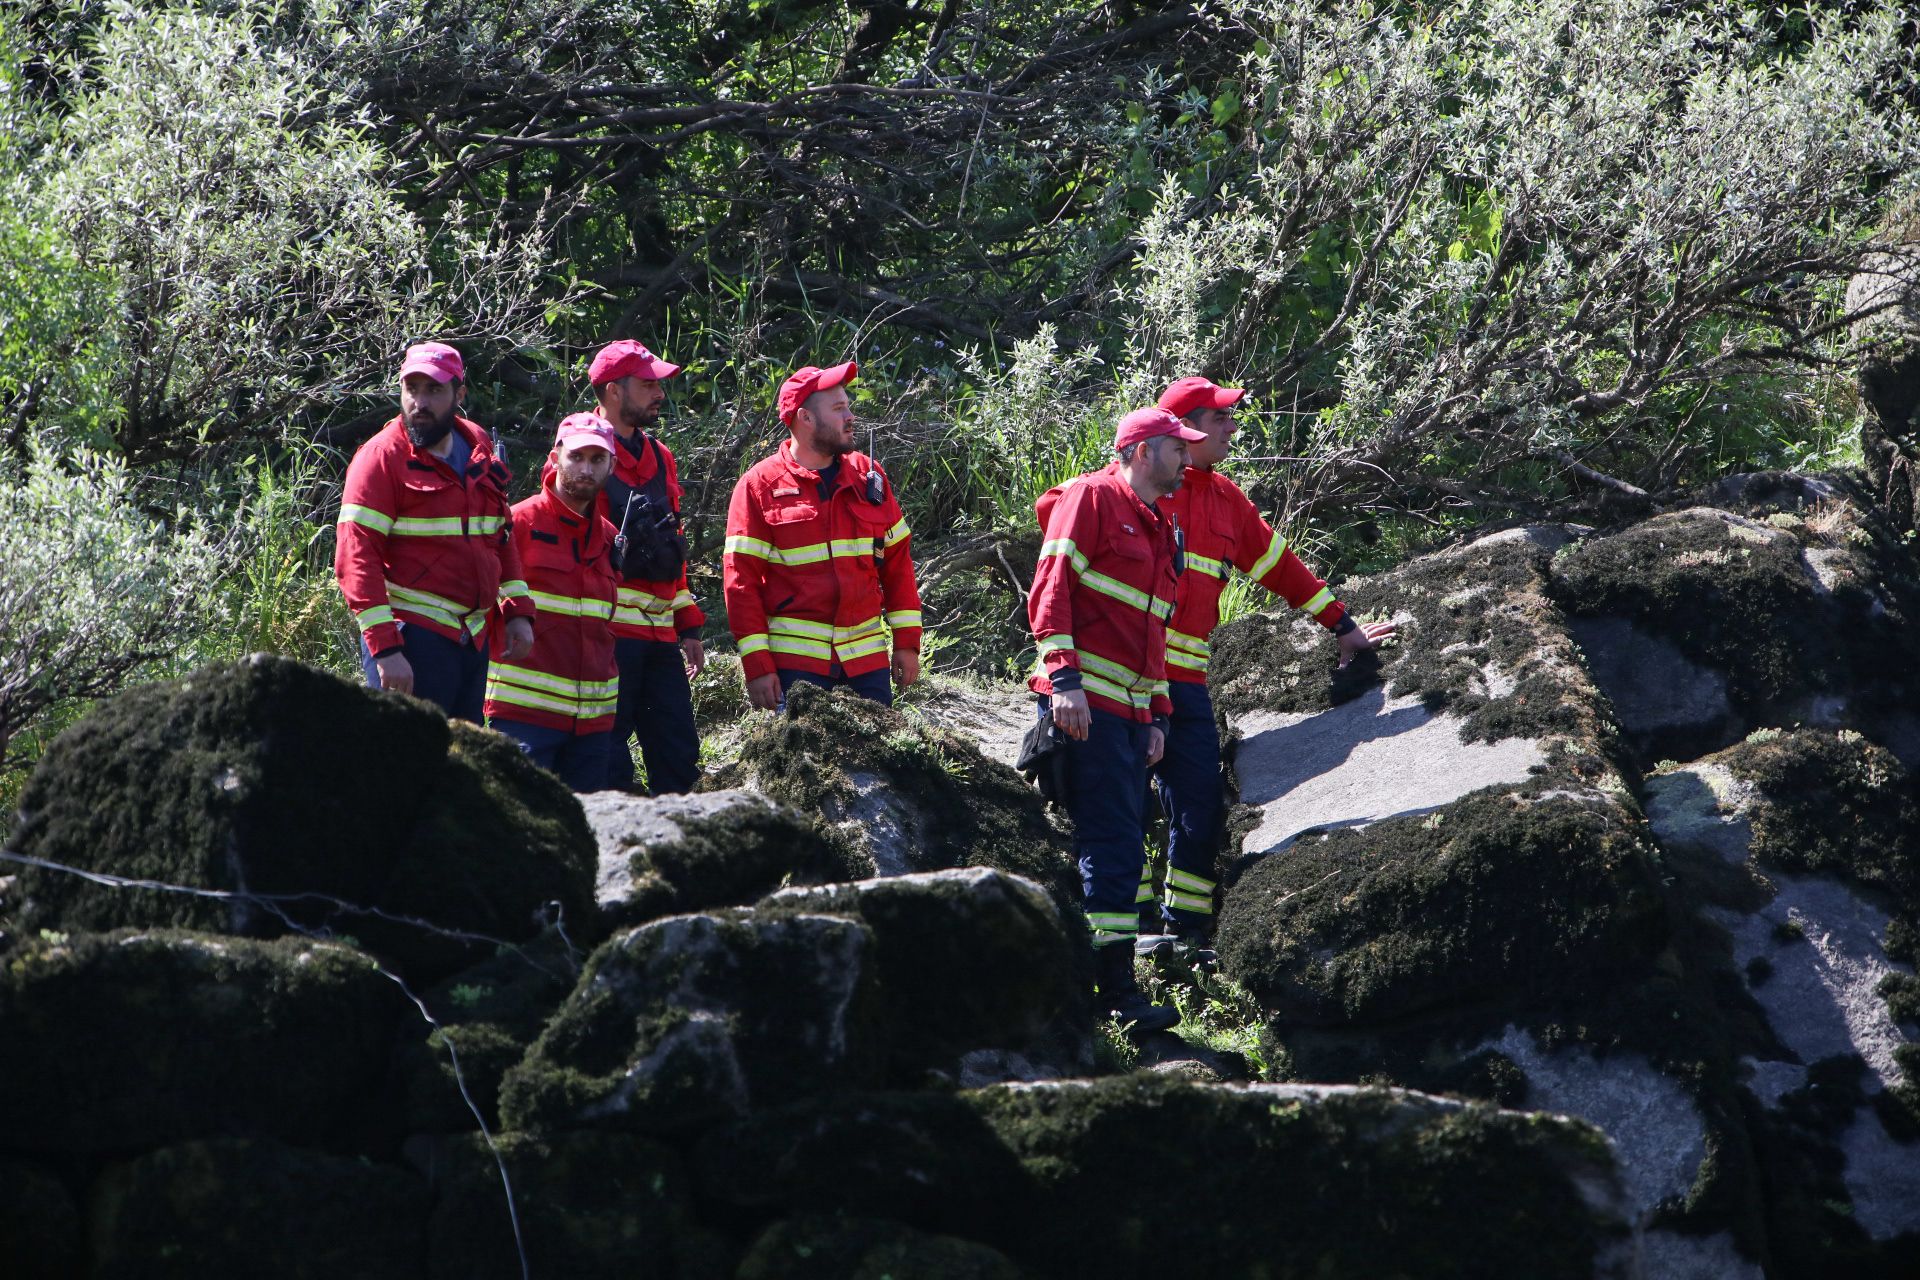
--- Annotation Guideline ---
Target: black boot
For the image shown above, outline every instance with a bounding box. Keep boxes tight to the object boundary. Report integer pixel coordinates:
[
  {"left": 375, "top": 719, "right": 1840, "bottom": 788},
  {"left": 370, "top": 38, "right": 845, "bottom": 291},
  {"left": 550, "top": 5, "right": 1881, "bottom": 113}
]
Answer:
[{"left": 1094, "top": 942, "right": 1179, "bottom": 1033}]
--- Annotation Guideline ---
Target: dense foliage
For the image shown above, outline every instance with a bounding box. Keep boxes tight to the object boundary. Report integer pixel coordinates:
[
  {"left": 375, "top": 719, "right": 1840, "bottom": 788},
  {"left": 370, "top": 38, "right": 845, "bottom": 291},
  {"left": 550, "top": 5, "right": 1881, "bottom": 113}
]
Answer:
[{"left": 1, "top": 0, "right": 1917, "bottom": 776}]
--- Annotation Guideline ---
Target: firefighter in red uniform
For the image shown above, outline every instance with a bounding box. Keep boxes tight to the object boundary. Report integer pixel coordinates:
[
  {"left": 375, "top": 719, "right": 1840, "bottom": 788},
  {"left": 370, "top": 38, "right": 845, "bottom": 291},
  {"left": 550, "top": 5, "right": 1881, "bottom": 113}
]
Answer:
[
  {"left": 336, "top": 342, "right": 534, "bottom": 722},
  {"left": 1143, "top": 376, "right": 1396, "bottom": 946},
  {"left": 586, "top": 340, "right": 705, "bottom": 794},
  {"left": 724, "top": 361, "right": 922, "bottom": 710},
  {"left": 485, "top": 413, "right": 623, "bottom": 791},
  {"left": 1029, "top": 406, "right": 1206, "bottom": 1032}
]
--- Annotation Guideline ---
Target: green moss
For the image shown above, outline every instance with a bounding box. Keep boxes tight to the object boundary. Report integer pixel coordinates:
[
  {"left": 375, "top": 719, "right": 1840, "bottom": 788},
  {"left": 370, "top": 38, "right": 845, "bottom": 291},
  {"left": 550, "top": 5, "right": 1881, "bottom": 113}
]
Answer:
[
  {"left": 9, "top": 657, "right": 597, "bottom": 981},
  {"left": 1215, "top": 789, "right": 1665, "bottom": 1025},
  {"left": 426, "top": 1131, "right": 698, "bottom": 1280},
  {"left": 87, "top": 1138, "right": 427, "bottom": 1280},
  {"left": 1717, "top": 729, "right": 1920, "bottom": 927},
  {"left": 601, "top": 799, "right": 845, "bottom": 931},
  {"left": 737, "top": 1216, "right": 1032, "bottom": 1280},
  {"left": 0, "top": 1157, "right": 80, "bottom": 1280},
  {"left": 0, "top": 929, "right": 407, "bottom": 1154},
  {"left": 725, "top": 683, "right": 1078, "bottom": 910},
  {"left": 961, "top": 1076, "right": 1623, "bottom": 1279},
  {"left": 397, "top": 935, "right": 578, "bottom": 1133},
  {"left": 501, "top": 910, "right": 886, "bottom": 1135}
]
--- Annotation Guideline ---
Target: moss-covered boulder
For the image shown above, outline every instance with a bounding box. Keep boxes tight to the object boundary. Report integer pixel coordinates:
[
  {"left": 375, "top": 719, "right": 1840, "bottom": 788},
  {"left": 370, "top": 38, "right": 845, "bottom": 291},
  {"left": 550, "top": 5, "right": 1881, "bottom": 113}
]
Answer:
[
  {"left": 86, "top": 1138, "right": 427, "bottom": 1279},
  {"left": 584, "top": 789, "right": 843, "bottom": 930},
  {"left": 0, "top": 930, "right": 406, "bottom": 1154},
  {"left": 737, "top": 1215, "right": 1032, "bottom": 1280},
  {"left": 424, "top": 1131, "right": 711, "bottom": 1280},
  {"left": 1552, "top": 501, "right": 1920, "bottom": 764},
  {"left": 724, "top": 683, "right": 1077, "bottom": 910},
  {"left": 0, "top": 1157, "right": 80, "bottom": 1280},
  {"left": 396, "top": 935, "right": 579, "bottom": 1134},
  {"left": 1643, "top": 729, "right": 1920, "bottom": 1254},
  {"left": 8, "top": 656, "right": 596, "bottom": 980},
  {"left": 500, "top": 910, "right": 884, "bottom": 1134},
  {"left": 963, "top": 1078, "right": 1628, "bottom": 1279},
  {"left": 1217, "top": 789, "right": 1665, "bottom": 1025},
  {"left": 764, "top": 868, "right": 1092, "bottom": 1085}
]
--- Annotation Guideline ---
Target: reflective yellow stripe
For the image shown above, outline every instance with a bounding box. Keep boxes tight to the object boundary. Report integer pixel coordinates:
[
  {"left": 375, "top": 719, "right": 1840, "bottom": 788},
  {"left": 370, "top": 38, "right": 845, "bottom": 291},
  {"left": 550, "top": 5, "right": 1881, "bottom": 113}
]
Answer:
[
  {"left": 670, "top": 590, "right": 696, "bottom": 610},
  {"left": 726, "top": 534, "right": 777, "bottom": 561},
  {"left": 1247, "top": 530, "right": 1289, "bottom": 581},
  {"left": 770, "top": 615, "right": 837, "bottom": 640},
  {"left": 1166, "top": 628, "right": 1211, "bottom": 659},
  {"left": 338, "top": 504, "right": 393, "bottom": 535},
  {"left": 528, "top": 590, "right": 614, "bottom": 620},
  {"left": 769, "top": 633, "right": 834, "bottom": 660},
  {"left": 1166, "top": 889, "right": 1214, "bottom": 914},
  {"left": 387, "top": 582, "right": 489, "bottom": 634},
  {"left": 1036, "top": 634, "right": 1075, "bottom": 656},
  {"left": 1165, "top": 648, "right": 1209, "bottom": 672},
  {"left": 1039, "top": 537, "right": 1090, "bottom": 573},
  {"left": 1186, "top": 553, "right": 1226, "bottom": 580},
  {"left": 1078, "top": 569, "right": 1174, "bottom": 621},
  {"left": 354, "top": 604, "right": 395, "bottom": 629},
  {"left": 829, "top": 537, "right": 877, "bottom": 558},
  {"left": 1080, "top": 669, "right": 1155, "bottom": 711},
  {"left": 836, "top": 632, "right": 890, "bottom": 662},
  {"left": 1167, "top": 867, "right": 1215, "bottom": 894},
  {"left": 885, "top": 610, "right": 923, "bottom": 628},
  {"left": 485, "top": 677, "right": 619, "bottom": 719},
  {"left": 391, "top": 516, "right": 469, "bottom": 536},
  {"left": 738, "top": 633, "right": 771, "bottom": 657},
  {"left": 1088, "top": 911, "right": 1138, "bottom": 947},
  {"left": 498, "top": 580, "right": 529, "bottom": 599},
  {"left": 1300, "top": 586, "right": 1336, "bottom": 616},
  {"left": 490, "top": 663, "right": 618, "bottom": 700},
  {"left": 883, "top": 518, "right": 910, "bottom": 548}
]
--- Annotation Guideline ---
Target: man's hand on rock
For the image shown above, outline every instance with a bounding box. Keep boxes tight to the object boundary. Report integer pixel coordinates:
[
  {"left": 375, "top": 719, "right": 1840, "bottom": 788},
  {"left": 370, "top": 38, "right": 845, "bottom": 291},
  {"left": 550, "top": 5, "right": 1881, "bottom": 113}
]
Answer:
[
  {"left": 1051, "top": 688, "right": 1090, "bottom": 740},
  {"left": 1336, "top": 619, "right": 1398, "bottom": 669},
  {"left": 746, "top": 673, "right": 782, "bottom": 712}
]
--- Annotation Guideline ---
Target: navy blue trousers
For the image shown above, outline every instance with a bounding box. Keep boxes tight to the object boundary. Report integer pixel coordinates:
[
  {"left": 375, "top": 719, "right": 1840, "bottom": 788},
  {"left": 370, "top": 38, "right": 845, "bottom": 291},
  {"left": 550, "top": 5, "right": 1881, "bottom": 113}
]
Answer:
[
  {"left": 361, "top": 624, "right": 487, "bottom": 723},
  {"left": 1054, "top": 703, "right": 1151, "bottom": 950},
  {"left": 777, "top": 663, "right": 893, "bottom": 709},
  {"left": 493, "top": 719, "right": 614, "bottom": 793},
  {"left": 1149, "top": 679, "right": 1223, "bottom": 930},
  {"left": 607, "top": 638, "right": 700, "bottom": 795}
]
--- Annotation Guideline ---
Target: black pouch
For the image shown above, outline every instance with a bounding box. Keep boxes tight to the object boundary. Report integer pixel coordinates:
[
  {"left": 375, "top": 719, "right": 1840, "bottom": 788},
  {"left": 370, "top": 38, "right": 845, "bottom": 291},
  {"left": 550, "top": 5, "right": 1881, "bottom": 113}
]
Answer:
[{"left": 1017, "top": 705, "right": 1071, "bottom": 804}]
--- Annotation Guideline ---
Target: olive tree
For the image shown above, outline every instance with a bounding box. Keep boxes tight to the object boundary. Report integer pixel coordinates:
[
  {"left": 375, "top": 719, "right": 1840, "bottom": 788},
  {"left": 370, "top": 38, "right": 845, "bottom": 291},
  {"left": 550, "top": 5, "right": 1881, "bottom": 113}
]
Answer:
[
  {"left": 34, "top": 0, "right": 557, "bottom": 461},
  {"left": 1123, "top": 0, "right": 1920, "bottom": 519}
]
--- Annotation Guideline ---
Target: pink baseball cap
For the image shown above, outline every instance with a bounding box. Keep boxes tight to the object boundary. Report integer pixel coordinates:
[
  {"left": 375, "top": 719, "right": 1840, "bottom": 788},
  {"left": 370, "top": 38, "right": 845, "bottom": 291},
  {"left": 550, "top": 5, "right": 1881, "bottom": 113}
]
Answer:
[
  {"left": 398, "top": 342, "right": 465, "bottom": 384},
  {"left": 553, "top": 411, "right": 617, "bottom": 454},
  {"left": 589, "top": 340, "right": 681, "bottom": 386},
  {"left": 777, "top": 361, "right": 858, "bottom": 425},
  {"left": 1158, "top": 376, "right": 1246, "bottom": 419},
  {"left": 1114, "top": 406, "right": 1207, "bottom": 451}
]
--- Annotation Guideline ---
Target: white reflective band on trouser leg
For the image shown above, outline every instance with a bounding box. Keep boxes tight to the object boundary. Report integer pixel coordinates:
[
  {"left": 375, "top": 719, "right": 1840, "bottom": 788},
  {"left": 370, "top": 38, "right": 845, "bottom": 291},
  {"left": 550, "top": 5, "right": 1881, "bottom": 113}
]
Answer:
[{"left": 1088, "top": 911, "right": 1139, "bottom": 948}]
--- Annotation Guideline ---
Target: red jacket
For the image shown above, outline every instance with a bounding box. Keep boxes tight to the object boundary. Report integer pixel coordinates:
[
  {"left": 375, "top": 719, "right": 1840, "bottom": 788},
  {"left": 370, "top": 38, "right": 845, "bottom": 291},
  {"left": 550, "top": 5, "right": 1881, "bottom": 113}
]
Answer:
[
  {"left": 599, "top": 429, "right": 706, "bottom": 642},
  {"left": 484, "top": 481, "right": 620, "bottom": 733},
  {"left": 1027, "top": 464, "right": 1179, "bottom": 722},
  {"left": 335, "top": 416, "right": 533, "bottom": 655},
  {"left": 1160, "top": 467, "right": 1346, "bottom": 683},
  {"left": 723, "top": 440, "right": 922, "bottom": 681}
]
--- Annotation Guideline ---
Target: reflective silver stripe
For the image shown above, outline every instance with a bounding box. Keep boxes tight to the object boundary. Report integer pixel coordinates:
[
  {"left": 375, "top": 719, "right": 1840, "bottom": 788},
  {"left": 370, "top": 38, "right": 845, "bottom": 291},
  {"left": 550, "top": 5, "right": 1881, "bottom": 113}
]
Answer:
[
  {"left": 883, "top": 518, "right": 911, "bottom": 548},
  {"left": 1247, "top": 530, "right": 1289, "bottom": 581},
  {"left": 1039, "top": 537, "right": 1090, "bottom": 573},
  {"left": 884, "top": 610, "right": 923, "bottom": 628},
  {"left": 528, "top": 590, "right": 615, "bottom": 620},
  {"left": 1186, "top": 553, "right": 1227, "bottom": 579},
  {"left": 1036, "top": 634, "right": 1075, "bottom": 656},
  {"left": 737, "top": 633, "right": 771, "bottom": 657},
  {"left": 354, "top": 604, "right": 395, "bottom": 629},
  {"left": 1300, "top": 586, "right": 1337, "bottom": 616},
  {"left": 338, "top": 504, "right": 393, "bottom": 534},
  {"left": 726, "top": 534, "right": 776, "bottom": 560}
]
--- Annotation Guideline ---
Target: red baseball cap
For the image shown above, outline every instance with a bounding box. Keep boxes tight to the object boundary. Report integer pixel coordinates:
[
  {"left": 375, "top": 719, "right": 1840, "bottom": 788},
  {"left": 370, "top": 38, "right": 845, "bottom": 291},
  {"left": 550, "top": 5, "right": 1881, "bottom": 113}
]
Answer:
[
  {"left": 1114, "top": 406, "right": 1207, "bottom": 451},
  {"left": 589, "top": 340, "right": 682, "bottom": 387},
  {"left": 553, "top": 411, "right": 617, "bottom": 454},
  {"left": 398, "top": 342, "right": 465, "bottom": 384},
  {"left": 1158, "top": 376, "right": 1246, "bottom": 420},
  {"left": 777, "top": 361, "right": 858, "bottom": 425}
]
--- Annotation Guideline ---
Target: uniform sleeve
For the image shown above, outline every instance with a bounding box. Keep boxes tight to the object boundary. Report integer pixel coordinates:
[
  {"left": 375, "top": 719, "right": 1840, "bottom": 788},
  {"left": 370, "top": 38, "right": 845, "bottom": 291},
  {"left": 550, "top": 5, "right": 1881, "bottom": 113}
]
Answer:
[
  {"left": 876, "top": 471, "right": 922, "bottom": 654},
  {"left": 1232, "top": 490, "right": 1345, "bottom": 629},
  {"left": 335, "top": 445, "right": 403, "bottom": 655},
  {"left": 660, "top": 448, "right": 706, "bottom": 636},
  {"left": 723, "top": 473, "right": 777, "bottom": 681},
  {"left": 1028, "top": 484, "right": 1094, "bottom": 686},
  {"left": 496, "top": 507, "right": 535, "bottom": 625}
]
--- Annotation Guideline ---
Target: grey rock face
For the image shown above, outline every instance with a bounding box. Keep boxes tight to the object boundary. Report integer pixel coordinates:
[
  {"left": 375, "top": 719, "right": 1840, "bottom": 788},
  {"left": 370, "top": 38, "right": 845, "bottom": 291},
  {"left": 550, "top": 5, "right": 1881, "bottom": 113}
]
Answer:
[{"left": 1569, "top": 616, "right": 1740, "bottom": 760}]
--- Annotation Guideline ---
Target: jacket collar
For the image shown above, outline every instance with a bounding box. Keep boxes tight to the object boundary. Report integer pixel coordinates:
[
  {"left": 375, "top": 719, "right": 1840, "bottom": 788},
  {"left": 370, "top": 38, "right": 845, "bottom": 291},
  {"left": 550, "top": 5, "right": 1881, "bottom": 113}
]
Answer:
[
  {"left": 776, "top": 437, "right": 865, "bottom": 485},
  {"left": 390, "top": 414, "right": 491, "bottom": 473}
]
